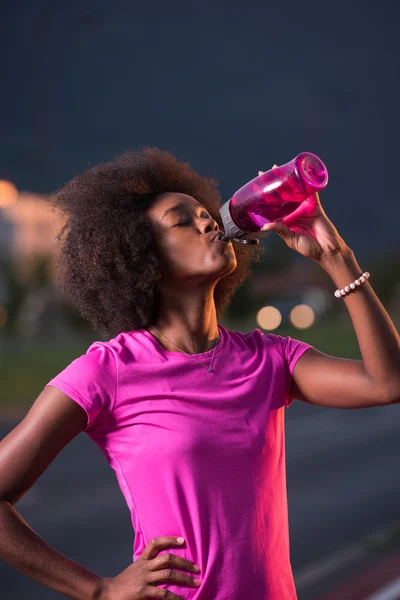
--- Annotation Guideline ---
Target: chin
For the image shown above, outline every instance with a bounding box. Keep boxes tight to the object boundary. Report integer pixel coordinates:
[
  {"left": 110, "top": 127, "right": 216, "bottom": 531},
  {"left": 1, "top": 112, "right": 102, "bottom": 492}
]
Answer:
[{"left": 217, "top": 255, "right": 237, "bottom": 278}]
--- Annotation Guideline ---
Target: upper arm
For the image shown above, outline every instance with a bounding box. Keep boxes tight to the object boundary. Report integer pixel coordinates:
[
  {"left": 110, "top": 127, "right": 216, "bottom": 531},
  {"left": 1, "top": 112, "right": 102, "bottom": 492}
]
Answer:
[
  {"left": 0, "top": 386, "right": 88, "bottom": 505},
  {"left": 289, "top": 347, "right": 386, "bottom": 408}
]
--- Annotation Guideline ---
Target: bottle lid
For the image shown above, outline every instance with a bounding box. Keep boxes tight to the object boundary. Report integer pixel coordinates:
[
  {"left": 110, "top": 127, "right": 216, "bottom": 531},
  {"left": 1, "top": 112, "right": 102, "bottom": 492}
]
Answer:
[{"left": 219, "top": 200, "right": 243, "bottom": 239}]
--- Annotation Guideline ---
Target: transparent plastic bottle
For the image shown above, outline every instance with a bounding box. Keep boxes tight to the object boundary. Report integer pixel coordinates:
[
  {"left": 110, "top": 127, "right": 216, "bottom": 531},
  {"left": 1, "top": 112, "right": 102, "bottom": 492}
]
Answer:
[{"left": 219, "top": 152, "right": 328, "bottom": 244}]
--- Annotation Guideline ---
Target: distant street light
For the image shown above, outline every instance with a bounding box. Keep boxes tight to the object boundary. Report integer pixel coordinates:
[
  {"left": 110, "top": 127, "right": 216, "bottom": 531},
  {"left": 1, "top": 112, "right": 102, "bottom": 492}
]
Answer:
[
  {"left": 290, "top": 304, "right": 315, "bottom": 329},
  {"left": 256, "top": 305, "right": 282, "bottom": 331},
  {"left": 0, "top": 181, "right": 18, "bottom": 208}
]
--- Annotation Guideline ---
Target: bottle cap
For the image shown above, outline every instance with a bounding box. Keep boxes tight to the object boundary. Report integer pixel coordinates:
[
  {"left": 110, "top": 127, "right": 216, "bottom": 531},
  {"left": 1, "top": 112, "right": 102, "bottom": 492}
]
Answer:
[{"left": 219, "top": 200, "right": 243, "bottom": 239}]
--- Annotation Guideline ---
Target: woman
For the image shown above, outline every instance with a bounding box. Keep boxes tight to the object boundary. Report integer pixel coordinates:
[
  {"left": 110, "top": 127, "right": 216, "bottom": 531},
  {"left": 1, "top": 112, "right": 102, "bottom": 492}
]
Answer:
[{"left": 0, "top": 147, "right": 399, "bottom": 600}]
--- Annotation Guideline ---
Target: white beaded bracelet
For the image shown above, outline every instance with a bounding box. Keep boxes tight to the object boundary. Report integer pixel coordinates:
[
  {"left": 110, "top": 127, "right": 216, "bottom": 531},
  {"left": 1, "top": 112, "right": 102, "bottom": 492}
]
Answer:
[{"left": 334, "top": 272, "right": 370, "bottom": 298}]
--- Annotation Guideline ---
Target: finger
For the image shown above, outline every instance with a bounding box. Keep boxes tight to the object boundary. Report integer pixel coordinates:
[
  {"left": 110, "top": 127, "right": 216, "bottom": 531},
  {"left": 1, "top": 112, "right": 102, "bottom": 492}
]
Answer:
[
  {"left": 148, "top": 588, "right": 185, "bottom": 600},
  {"left": 152, "top": 553, "right": 201, "bottom": 574},
  {"left": 309, "top": 191, "right": 322, "bottom": 205},
  {"left": 148, "top": 568, "right": 201, "bottom": 589},
  {"left": 143, "top": 537, "right": 186, "bottom": 561},
  {"left": 258, "top": 164, "right": 279, "bottom": 176},
  {"left": 260, "top": 219, "right": 294, "bottom": 242}
]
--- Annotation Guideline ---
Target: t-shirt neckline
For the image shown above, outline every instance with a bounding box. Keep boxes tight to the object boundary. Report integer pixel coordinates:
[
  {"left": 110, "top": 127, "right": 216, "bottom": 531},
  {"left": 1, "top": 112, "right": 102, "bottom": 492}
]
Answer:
[{"left": 140, "top": 324, "right": 226, "bottom": 359}]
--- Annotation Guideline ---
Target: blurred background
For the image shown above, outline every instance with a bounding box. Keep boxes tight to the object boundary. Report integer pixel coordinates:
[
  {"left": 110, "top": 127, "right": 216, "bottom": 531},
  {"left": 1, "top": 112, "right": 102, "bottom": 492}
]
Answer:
[{"left": 1, "top": 1, "right": 400, "bottom": 598}]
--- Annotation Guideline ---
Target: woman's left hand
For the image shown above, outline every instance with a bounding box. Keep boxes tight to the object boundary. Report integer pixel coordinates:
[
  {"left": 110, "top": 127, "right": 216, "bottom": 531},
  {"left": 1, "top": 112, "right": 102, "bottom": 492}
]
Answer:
[{"left": 258, "top": 166, "right": 349, "bottom": 263}]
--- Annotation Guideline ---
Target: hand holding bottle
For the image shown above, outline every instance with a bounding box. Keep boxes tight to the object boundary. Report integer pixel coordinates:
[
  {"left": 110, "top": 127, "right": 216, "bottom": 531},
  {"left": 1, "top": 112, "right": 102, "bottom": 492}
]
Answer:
[
  {"left": 219, "top": 152, "right": 331, "bottom": 246},
  {"left": 258, "top": 166, "right": 348, "bottom": 263}
]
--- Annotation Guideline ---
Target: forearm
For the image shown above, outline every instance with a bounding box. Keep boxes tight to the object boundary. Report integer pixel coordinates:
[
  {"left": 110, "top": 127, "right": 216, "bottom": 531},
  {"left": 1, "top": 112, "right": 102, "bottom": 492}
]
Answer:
[
  {"left": 0, "top": 500, "right": 105, "bottom": 600},
  {"left": 319, "top": 246, "right": 400, "bottom": 398}
]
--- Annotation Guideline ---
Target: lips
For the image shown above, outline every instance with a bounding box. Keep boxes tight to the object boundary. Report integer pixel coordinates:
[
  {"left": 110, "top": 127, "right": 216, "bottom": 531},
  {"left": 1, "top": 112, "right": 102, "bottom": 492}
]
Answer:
[{"left": 209, "top": 231, "right": 225, "bottom": 243}]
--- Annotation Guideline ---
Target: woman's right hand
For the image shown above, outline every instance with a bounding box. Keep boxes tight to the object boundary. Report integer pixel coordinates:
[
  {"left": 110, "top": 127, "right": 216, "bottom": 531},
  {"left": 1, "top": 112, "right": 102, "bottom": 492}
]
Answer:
[{"left": 99, "top": 536, "right": 202, "bottom": 600}]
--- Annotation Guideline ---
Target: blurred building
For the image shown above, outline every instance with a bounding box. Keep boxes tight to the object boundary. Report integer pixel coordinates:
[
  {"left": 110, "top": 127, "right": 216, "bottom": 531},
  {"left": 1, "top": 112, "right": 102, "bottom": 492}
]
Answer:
[
  {"left": 0, "top": 183, "right": 67, "bottom": 336},
  {"left": 0, "top": 183, "right": 61, "bottom": 281}
]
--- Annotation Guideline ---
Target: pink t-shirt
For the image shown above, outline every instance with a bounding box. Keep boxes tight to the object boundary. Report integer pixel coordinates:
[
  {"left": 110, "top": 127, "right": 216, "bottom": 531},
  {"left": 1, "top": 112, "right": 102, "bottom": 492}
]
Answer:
[{"left": 45, "top": 325, "right": 312, "bottom": 599}]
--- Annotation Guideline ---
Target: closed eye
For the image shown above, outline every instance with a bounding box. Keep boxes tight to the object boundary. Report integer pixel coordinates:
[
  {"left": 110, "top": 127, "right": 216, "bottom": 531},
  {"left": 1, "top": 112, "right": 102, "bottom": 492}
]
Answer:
[{"left": 175, "top": 212, "right": 212, "bottom": 226}]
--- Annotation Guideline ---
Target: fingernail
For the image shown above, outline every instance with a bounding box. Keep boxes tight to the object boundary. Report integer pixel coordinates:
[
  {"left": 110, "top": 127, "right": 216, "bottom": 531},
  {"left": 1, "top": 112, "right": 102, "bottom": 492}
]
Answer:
[
  {"left": 194, "top": 579, "right": 201, "bottom": 585},
  {"left": 176, "top": 537, "right": 185, "bottom": 543}
]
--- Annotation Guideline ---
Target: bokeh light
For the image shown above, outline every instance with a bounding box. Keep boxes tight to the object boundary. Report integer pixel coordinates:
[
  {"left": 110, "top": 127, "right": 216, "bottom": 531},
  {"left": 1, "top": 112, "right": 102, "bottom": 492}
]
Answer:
[
  {"left": 289, "top": 304, "right": 315, "bottom": 329},
  {"left": 0, "top": 180, "right": 18, "bottom": 207},
  {"left": 256, "top": 306, "right": 282, "bottom": 330}
]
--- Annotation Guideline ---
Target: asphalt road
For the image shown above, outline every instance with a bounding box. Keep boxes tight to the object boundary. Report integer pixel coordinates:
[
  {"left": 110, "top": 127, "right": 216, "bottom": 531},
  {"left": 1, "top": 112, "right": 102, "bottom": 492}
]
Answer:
[{"left": 1, "top": 400, "right": 399, "bottom": 599}]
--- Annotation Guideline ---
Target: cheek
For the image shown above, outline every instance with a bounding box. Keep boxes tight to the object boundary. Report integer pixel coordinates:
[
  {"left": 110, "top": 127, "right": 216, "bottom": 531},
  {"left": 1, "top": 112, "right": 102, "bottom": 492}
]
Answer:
[{"left": 158, "top": 244, "right": 200, "bottom": 275}]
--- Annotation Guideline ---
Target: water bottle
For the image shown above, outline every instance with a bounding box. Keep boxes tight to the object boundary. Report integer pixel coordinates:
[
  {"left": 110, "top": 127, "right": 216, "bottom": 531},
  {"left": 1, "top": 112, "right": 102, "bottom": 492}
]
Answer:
[{"left": 219, "top": 152, "right": 328, "bottom": 244}]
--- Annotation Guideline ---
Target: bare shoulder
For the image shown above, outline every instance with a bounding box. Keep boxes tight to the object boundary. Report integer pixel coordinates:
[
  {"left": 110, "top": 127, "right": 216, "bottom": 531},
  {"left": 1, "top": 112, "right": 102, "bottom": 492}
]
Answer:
[{"left": 0, "top": 386, "right": 88, "bottom": 505}]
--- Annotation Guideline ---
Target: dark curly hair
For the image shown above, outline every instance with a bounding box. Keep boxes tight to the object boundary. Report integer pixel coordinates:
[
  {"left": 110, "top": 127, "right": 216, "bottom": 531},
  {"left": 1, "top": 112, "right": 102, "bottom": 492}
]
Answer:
[{"left": 44, "top": 147, "right": 263, "bottom": 339}]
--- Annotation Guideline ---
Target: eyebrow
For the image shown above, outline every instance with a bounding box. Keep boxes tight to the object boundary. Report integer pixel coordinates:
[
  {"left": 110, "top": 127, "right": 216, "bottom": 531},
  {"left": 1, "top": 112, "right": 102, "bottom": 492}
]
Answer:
[{"left": 161, "top": 202, "right": 204, "bottom": 221}]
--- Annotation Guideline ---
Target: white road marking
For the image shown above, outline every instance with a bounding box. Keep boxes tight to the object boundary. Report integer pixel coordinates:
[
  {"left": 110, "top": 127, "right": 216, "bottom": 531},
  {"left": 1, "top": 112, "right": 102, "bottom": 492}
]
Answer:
[
  {"left": 365, "top": 577, "right": 400, "bottom": 600},
  {"left": 294, "top": 522, "right": 400, "bottom": 591},
  {"left": 294, "top": 543, "right": 366, "bottom": 590}
]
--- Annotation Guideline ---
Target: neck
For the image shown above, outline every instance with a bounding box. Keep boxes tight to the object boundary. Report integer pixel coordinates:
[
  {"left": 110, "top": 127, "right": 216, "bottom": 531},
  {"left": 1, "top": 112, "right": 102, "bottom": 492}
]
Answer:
[{"left": 150, "top": 284, "right": 219, "bottom": 354}]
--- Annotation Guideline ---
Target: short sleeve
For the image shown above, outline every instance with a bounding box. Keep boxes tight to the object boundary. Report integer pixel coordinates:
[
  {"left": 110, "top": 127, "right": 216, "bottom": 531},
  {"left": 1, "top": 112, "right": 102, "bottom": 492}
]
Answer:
[
  {"left": 44, "top": 341, "right": 118, "bottom": 431},
  {"left": 279, "top": 335, "right": 313, "bottom": 407}
]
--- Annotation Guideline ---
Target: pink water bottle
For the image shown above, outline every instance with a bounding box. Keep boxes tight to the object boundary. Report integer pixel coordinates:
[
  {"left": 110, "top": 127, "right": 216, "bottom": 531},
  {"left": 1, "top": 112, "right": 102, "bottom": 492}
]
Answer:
[{"left": 219, "top": 152, "right": 328, "bottom": 244}]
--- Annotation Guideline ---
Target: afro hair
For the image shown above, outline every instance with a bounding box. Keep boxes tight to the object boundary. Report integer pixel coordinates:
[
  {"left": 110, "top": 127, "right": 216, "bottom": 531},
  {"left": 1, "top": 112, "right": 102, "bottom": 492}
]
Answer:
[{"left": 44, "top": 147, "right": 263, "bottom": 339}]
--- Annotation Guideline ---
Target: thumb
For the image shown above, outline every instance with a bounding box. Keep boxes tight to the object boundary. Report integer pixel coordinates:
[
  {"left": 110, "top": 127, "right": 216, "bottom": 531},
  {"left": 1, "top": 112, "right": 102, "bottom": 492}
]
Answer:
[{"left": 261, "top": 218, "right": 294, "bottom": 243}]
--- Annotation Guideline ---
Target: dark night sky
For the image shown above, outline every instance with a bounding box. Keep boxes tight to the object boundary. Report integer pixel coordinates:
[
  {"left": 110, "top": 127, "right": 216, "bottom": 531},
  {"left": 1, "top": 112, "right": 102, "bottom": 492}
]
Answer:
[{"left": 1, "top": 0, "right": 399, "bottom": 261}]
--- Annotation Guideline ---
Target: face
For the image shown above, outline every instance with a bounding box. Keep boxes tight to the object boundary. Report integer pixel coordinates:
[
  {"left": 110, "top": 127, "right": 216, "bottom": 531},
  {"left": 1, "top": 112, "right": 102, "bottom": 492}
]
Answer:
[{"left": 146, "top": 192, "right": 237, "bottom": 286}]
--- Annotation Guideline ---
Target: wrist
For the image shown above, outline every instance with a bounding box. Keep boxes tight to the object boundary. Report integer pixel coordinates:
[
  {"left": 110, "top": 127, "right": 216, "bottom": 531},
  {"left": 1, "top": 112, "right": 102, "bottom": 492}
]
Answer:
[
  {"left": 318, "top": 246, "right": 366, "bottom": 294},
  {"left": 317, "top": 245, "right": 355, "bottom": 272}
]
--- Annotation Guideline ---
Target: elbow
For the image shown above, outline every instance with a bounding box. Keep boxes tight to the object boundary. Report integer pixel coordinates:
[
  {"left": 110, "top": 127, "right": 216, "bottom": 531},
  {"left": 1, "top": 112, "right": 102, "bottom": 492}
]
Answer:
[{"left": 380, "top": 382, "right": 400, "bottom": 405}]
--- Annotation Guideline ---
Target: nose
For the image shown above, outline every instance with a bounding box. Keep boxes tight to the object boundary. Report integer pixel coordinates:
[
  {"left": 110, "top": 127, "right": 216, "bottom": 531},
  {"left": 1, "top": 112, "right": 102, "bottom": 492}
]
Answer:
[{"left": 199, "top": 216, "right": 219, "bottom": 234}]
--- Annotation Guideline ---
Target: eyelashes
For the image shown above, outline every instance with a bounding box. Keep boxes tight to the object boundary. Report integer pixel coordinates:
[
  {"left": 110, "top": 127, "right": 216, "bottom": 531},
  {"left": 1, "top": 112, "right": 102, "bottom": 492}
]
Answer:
[{"left": 175, "top": 214, "right": 212, "bottom": 227}]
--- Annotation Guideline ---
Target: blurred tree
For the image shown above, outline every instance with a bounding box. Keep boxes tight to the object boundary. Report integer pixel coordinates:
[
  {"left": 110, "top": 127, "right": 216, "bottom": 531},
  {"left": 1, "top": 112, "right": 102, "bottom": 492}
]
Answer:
[
  {"left": 28, "top": 254, "right": 51, "bottom": 287},
  {"left": 367, "top": 251, "right": 400, "bottom": 306},
  {"left": 0, "top": 258, "right": 29, "bottom": 336},
  {"left": 58, "top": 301, "right": 94, "bottom": 335}
]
